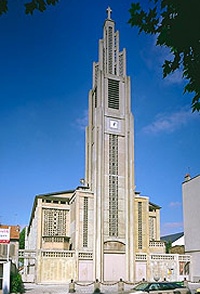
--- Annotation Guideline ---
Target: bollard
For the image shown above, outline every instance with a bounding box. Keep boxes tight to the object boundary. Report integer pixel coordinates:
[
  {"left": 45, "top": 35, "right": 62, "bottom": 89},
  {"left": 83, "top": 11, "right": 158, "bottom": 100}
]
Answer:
[
  {"left": 94, "top": 279, "right": 101, "bottom": 293},
  {"left": 118, "top": 278, "right": 124, "bottom": 292},
  {"left": 183, "top": 278, "right": 188, "bottom": 287},
  {"left": 69, "top": 279, "right": 76, "bottom": 293}
]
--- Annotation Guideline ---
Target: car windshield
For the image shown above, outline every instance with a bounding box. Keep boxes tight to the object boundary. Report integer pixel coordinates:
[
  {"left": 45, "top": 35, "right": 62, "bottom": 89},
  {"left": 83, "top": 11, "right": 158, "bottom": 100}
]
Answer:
[
  {"left": 133, "top": 283, "right": 149, "bottom": 291},
  {"left": 169, "top": 282, "right": 184, "bottom": 288},
  {"left": 132, "top": 282, "right": 184, "bottom": 292},
  {"left": 159, "top": 283, "right": 176, "bottom": 290}
]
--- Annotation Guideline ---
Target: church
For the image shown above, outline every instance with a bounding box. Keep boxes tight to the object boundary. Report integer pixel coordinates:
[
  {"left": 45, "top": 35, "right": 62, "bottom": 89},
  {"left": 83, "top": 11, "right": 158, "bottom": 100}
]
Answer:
[{"left": 22, "top": 8, "right": 190, "bottom": 284}]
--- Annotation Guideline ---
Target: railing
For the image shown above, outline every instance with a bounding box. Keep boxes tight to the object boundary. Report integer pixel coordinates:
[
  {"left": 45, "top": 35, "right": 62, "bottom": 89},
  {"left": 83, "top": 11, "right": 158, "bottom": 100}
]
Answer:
[
  {"left": 41, "top": 250, "right": 74, "bottom": 258},
  {"left": 18, "top": 249, "right": 36, "bottom": 259},
  {"left": 68, "top": 279, "right": 136, "bottom": 294},
  {"left": 42, "top": 236, "right": 70, "bottom": 243},
  {"left": 149, "top": 241, "right": 165, "bottom": 248}
]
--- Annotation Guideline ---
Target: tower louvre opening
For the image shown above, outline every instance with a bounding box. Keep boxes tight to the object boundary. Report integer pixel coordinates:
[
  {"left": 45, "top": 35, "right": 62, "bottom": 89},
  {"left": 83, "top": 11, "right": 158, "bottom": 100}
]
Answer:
[{"left": 108, "top": 78, "right": 119, "bottom": 109}]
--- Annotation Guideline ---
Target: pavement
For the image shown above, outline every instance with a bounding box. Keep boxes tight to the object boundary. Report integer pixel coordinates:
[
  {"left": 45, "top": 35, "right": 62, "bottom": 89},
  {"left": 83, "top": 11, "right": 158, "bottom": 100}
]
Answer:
[
  {"left": 189, "top": 283, "right": 200, "bottom": 294},
  {"left": 24, "top": 283, "right": 69, "bottom": 293},
  {"left": 24, "top": 282, "right": 132, "bottom": 294},
  {"left": 24, "top": 282, "right": 200, "bottom": 294}
]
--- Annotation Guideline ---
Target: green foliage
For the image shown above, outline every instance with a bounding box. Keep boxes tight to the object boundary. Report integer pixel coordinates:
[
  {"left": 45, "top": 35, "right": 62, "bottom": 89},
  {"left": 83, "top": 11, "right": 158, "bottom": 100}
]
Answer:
[
  {"left": 24, "top": 0, "right": 59, "bottom": 15},
  {"left": 129, "top": 0, "right": 200, "bottom": 112},
  {"left": 0, "top": 0, "right": 59, "bottom": 15},
  {"left": 165, "top": 241, "right": 172, "bottom": 253},
  {"left": 0, "top": 0, "right": 8, "bottom": 15},
  {"left": 19, "top": 228, "right": 26, "bottom": 250},
  {"left": 10, "top": 272, "right": 25, "bottom": 293}
]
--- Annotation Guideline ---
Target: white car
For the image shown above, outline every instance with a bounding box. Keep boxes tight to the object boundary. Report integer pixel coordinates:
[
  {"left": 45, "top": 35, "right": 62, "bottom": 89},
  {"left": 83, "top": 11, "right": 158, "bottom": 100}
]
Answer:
[{"left": 128, "top": 282, "right": 191, "bottom": 294}]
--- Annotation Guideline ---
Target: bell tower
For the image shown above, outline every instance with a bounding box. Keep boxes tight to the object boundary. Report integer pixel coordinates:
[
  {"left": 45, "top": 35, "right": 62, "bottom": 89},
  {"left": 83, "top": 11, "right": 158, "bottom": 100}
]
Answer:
[{"left": 85, "top": 7, "right": 135, "bottom": 281}]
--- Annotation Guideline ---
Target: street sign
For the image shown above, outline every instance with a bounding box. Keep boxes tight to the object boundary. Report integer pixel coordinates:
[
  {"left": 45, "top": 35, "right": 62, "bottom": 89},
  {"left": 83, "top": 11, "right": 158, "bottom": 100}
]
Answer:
[{"left": 0, "top": 228, "right": 10, "bottom": 243}]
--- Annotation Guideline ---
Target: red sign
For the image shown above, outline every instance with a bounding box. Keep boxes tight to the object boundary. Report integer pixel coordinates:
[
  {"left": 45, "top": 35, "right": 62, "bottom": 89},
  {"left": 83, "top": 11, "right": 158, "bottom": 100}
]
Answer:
[{"left": 0, "top": 228, "right": 10, "bottom": 244}]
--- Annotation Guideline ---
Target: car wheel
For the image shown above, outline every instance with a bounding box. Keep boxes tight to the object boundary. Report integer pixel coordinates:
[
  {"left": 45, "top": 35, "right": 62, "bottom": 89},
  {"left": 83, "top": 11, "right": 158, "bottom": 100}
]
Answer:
[{"left": 173, "top": 291, "right": 181, "bottom": 294}]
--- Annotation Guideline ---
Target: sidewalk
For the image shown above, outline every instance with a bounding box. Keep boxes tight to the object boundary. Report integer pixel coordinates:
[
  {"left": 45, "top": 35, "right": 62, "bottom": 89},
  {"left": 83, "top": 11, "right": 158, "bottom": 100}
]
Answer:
[
  {"left": 24, "top": 282, "right": 132, "bottom": 294},
  {"left": 24, "top": 282, "right": 200, "bottom": 294},
  {"left": 25, "top": 283, "right": 69, "bottom": 293}
]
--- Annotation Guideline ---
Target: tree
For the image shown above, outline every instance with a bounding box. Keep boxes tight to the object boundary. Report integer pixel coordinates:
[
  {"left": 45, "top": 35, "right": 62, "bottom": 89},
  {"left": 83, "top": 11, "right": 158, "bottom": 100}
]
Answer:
[
  {"left": 128, "top": 0, "right": 200, "bottom": 112},
  {"left": 0, "top": 0, "right": 59, "bottom": 15},
  {"left": 19, "top": 227, "right": 26, "bottom": 249},
  {"left": 165, "top": 240, "right": 172, "bottom": 253}
]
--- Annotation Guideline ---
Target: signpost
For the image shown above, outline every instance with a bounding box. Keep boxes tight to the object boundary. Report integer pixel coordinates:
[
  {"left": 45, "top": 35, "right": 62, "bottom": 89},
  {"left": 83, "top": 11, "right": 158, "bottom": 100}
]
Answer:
[{"left": 0, "top": 228, "right": 10, "bottom": 260}]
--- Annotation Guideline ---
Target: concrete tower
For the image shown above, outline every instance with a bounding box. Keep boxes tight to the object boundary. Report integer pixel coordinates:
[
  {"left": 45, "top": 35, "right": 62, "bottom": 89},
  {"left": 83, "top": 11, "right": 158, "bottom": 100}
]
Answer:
[
  {"left": 24, "top": 8, "right": 175, "bottom": 285},
  {"left": 85, "top": 7, "right": 135, "bottom": 281}
]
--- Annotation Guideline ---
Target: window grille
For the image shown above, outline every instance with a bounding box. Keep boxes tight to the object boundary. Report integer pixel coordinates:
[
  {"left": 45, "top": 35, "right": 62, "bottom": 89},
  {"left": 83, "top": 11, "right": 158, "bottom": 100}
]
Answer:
[
  {"left": 108, "top": 134, "right": 119, "bottom": 236},
  {"left": 138, "top": 202, "right": 143, "bottom": 249},
  {"left": 43, "top": 209, "right": 67, "bottom": 237},
  {"left": 149, "top": 216, "right": 156, "bottom": 241},
  {"left": 83, "top": 197, "right": 88, "bottom": 247},
  {"left": 108, "top": 79, "right": 119, "bottom": 109},
  {"left": 119, "top": 52, "right": 124, "bottom": 76},
  {"left": 94, "top": 63, "right": 99, "bottom": 86},
  {"left": 108, "top": 26, "right": 113, "bottom": 74}
]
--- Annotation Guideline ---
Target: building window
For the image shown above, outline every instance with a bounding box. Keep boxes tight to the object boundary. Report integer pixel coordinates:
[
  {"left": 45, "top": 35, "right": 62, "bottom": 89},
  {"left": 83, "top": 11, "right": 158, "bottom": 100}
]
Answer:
[
  {"left": 138, "top": 202, "right": 143, "bottom": 249},
  {"left": 109, "top": 134, "right": 119, "bottom": 236},
  {"left": 119, "top": 52, "right": 124, "bottom": 76},
  {"left": 0, "top": 244, "right": 7, "bottom": 257},
  {"left": 108, "top": 79, "right": 119, "bottom": 110},
  {"left": 108, "top": 26, "right": 113, "bottom": 74},
  {"left": 94, "top": 63, "right": 99, "bottom": 86},
  {"left": 149, "top": 216, "right": 156, "bottom": 241},
  {"left": 83, "top": 197, "right": 88, "bottom": 247},
  {"left": 93, "top": 87, "right": 97, "bottom": 108},
  {"left": 43, "top": 209, "right": 67, "bottom": 237}
]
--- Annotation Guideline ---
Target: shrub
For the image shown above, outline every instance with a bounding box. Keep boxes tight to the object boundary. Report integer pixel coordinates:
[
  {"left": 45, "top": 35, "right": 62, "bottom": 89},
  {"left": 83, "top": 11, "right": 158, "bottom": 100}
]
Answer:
[{"left": 10, "top": 272, "right": 25, "bottom": 293}]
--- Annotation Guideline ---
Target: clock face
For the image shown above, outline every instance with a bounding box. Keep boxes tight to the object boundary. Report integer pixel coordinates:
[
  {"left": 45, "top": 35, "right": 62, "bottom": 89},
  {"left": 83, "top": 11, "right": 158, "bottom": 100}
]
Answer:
[{"left": 110, "top": 120, "right": 119, "bottom": 129}]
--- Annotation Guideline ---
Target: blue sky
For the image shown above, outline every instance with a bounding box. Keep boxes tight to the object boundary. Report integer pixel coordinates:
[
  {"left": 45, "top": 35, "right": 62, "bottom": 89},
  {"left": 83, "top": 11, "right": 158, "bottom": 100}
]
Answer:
[{"left": 0, "top": 0, "right": 199, "bottom": 236}]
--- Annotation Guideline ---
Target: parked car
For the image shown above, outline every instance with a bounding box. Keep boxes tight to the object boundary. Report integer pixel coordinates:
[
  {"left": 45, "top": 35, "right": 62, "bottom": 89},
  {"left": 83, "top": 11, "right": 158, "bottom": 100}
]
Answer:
[{"left": 128, "top": 282, "right": 191, "bottom": 294}]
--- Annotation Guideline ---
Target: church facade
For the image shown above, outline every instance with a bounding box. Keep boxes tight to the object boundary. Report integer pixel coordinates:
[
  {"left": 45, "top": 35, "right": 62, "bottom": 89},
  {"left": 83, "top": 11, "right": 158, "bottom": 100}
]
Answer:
[{"left": 22, "top": 8, "right": 190, "bottom": 284}]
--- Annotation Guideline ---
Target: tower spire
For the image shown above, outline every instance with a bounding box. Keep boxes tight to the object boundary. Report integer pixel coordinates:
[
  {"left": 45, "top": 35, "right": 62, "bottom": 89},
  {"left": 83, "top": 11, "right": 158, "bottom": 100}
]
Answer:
[
  {"left": 86, "top": 8, "right": 135, "bottom": 281},
  {"left": 106, "top": 6, "right": 112, "bottom": 20}
]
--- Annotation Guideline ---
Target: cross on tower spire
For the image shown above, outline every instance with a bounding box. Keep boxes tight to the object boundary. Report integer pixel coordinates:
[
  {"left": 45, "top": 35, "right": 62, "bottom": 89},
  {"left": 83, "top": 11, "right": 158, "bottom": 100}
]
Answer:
[{"left": 106, "top": 6, "right": 112, "bottom": 20}]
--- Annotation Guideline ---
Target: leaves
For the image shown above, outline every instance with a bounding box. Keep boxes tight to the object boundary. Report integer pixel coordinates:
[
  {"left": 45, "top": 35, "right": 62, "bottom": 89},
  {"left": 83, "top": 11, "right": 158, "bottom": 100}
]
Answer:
[
  {"left": 128, "top": 3, "right": 159, "bottom": 34},
  {"left": 24, "top": 0, "right": 59, "bottom": 14},
  {"left": 0, "top": 0, "right": 8, "bottom": 15},
  {"left": 129, "top": 0, "right": 200, "bottom": 112},
  {"left": 11, "top": 272, "right": 25, "bottom": 293},
  {"left": 19, "top": 228, "right": 26, "bottom": 249},
  {"left": 0, "top": 0, "right": 59, "bottom": 15}
]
